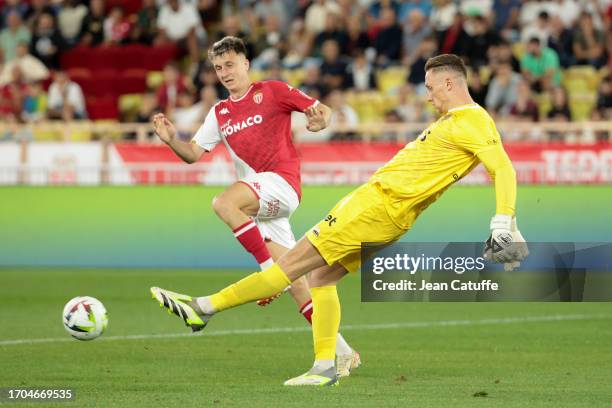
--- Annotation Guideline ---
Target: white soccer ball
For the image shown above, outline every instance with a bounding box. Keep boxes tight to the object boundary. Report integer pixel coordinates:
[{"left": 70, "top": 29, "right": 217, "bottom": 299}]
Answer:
[{"left": 62, "top": 296, "right": 108, "bottom": 341}]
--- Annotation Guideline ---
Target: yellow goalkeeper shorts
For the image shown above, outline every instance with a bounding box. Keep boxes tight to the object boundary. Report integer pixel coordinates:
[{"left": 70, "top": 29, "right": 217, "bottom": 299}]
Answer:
[{"left": 306, "top": 182, "right": 408, "bottom": 273}]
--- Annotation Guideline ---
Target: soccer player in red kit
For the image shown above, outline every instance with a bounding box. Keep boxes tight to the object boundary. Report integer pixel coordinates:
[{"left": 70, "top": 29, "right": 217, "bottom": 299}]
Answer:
[{"left": 151, "top": 36, "right": 360, "bottom": 376}]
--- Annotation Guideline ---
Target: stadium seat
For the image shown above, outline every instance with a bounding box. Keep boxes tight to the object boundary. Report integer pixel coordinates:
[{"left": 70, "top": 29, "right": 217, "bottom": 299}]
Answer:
[
  {"left": 105, "top": 0, "right": 142, "bottom": 15},
  {"left": 87, "top": 96, "right": 119, "bottom": 120},
  {"left": 116, "top": 69, "right": 148, "bottom": 95},
  {"left": 143, "top": 45, "right": 180, "bottom": 71},
  {"left": 60, "top": 46, "right": 94, "bottom": 70},
  {"left": 146, "top": 71, "right": 164, "bottom": 90},
  {"left": 114, "top": 44, "right": 148, "bottom": 70},
  {"left": 377, "top": 66, "right": 408, "bottom": 93}
]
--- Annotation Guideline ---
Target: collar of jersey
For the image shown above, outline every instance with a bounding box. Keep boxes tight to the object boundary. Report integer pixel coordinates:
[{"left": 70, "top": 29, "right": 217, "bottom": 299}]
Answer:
[
  {"left": 229, "top": 84, "right": 255, "bottom": 102},
  {"left": 447, "top": 103, "right": 480, "bottom": 113}
]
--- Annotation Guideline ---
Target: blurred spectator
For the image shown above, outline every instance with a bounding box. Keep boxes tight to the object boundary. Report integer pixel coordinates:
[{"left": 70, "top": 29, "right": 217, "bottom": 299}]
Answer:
[
  {"left": 346, "top": 49, "right": 377, "bottom": 92},
  {"left": 156, "top": 0, "right": 205, "bottom": 66},
  {"left": 131, "top": 0, "right": 158, "bottom": 45},
  {"left": 547, "top": 15, "right": 574, "bottom": 68},
  {"left": 198, "top": 0, "right": 223, "bottom": 32},
  {"left": 313, "top": 12, "right": 349, "bottom": 56},
  {"left": 430, "top": 0, "right": 458, "bottom": 32},
  {"left": 487, "top": 39, "right": 520, "bottom": 72},
  {"left": 251, "top": 14, "right": 285, "bottom": 70},
  {"left": 57, "top": 0, "right": 88, "bottom": 46},
  {"left": 519, "top": 0, "right": 559, "bottom": 27},
  {"left": 171, "top": 86, "right": 218, "bottom": 138},
  {"left": 468, "top": 71, "right": 488, "bottom": 106},
  {"left": 508, "top": 79, "right": 539, "bottom": 122},
  {"left": 380, "top": 108, "right": 404, "bottom": 140},
  {"left": 396, "top": 84, "right": 431, "bottom": 123},
  {"left": 79, "top": 0, "right": 106, "bottom": 46},
  {"left": 0, "top": 11, "right": 31, "bottom": 63},
  {"left": 407, "top": 36, "right": 437, "bottom": 91},
  {"left": 546, "top": 86, "right": 571, "bottom": 140},
  {"left": 398, "top": 0, "right": 433, "bottom": 22},
  {"left": 156, "top": 62, "right": 189, "bottom": 115},
  {"left": 24, "top": 0, "right": 56, "bottom": 32},
  {"left": 520, "top": 11, "right": 551, "bottom": 46},
  {"left": 326, "top": 89, "right": 359, "bottom": 141},
  {"left": 373, "top": 7, "right": 402, "bottom": 66},
  {"left": 437, "top": 12, "right": 469, "bottom": 56},
  {"left": 47, "top": 70, "right": 87, "bottom": 120},
  {"left": 0, "top": 65, "right": 29, "bottom": 122},
  {"left": 265, "top": 62, "right": 288, "bottom": 81},
  {"left": 319, "top": 39, "right": 349, "bottom": 90},
  {"left": 1, "top": 0, "right": 29, "bottom": 28},
  {"left": 369, "top": 0, "right": 401, "bottom": 20},
  {"left": 135, "top": 92, "right": 158, "bottom": 124},
  {"left": 252, "top": 0, "right": 290, "bottom": 34},
  {"left": 521, "top": 37, "right": 560, "bottom": 93},
  {"left": 345, "top": 15, "right": 370, "bottom": 58},
  {"left": 465, "top": 15, "right": 499, "bottom": 69},
  {"left": 485, "top": 62, "right": 520, "bottom": 115},
  {"left": 103, "top": 6, "right": 132, "bottom": 45},
  {"left": 556, "top": 0, "right": 581, "bottom": 28},
  {"left": 304, "top": 0, "right": 341, "bottom": 35},
  {"left": 215, "top": 15, "right": 254, "bottom": 58},
  {"left": 193, "top": 61, "right": 227, "bottom": 99},
  {"left": 299, "top": 63, "right": 328, "bottom": 100},
  {"left": 572, "top": 12, "right": 607, "bottom": 69},
  {"left": 22, "top": 80, "right": 48, "bottom": 122},
  {"left": 492, "top": 0, "right": 520, "bottom": 38},
  {"left": 282, "top": 19, "right": 313, "bottom": 69},
  {"left": 0, "top": 42, "right": 49, "bottom": 86},
  {"left": 30, "top": 12, "right": 65, "bottom": 70},
  {"left": 402, "top": 9, "right": 432, "bottom": 66},
  {"left": 592, "top": 76, "right": 612, "bottom": 120},
  {"left": 459, "top": 0, "right": 493, "bottom": 18}
]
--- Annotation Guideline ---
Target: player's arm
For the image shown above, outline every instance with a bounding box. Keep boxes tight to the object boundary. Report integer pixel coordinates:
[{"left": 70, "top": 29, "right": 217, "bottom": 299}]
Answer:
[
  {"left": 305, "top": 102, "right": 332, "bottom": 132},
  {"left": 477, "top": 146, "right": 516, "bottom": 217},
  {"left": 477, "top": 145, "right": 528, "bottom": 269},
  {"left": 152, "top": 113, "right": 207, "bottom": 163}
]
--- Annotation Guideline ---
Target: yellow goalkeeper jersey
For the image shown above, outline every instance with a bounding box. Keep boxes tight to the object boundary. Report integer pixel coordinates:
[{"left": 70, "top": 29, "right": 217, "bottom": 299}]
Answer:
[{"left": 369, "top": 103, "right": 507, "bottom": 230}]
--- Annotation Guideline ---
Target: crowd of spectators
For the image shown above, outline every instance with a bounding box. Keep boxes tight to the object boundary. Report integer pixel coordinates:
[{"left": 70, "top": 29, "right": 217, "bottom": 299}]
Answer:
[{"left": 0, "top": 0, "right": 611, "bottom": 142}]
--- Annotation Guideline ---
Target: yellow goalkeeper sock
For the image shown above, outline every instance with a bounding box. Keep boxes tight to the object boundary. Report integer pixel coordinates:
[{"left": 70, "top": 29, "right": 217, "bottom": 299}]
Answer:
[
  {"left": 209, "top": 264, "right": 291, "bottom": 312},
  {"left": 311, "top": 285, "right": 341, "bottom": 362}
]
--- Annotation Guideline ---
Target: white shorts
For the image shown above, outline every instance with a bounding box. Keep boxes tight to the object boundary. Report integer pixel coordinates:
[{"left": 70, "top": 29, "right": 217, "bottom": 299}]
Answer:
[{"left": 239, "top": 172, "right": 300, "bottom": 249}]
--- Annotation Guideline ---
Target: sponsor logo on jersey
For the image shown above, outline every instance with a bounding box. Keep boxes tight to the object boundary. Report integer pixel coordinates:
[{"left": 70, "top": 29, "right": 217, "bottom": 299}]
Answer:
[
  {"left": 252, "top": 182, "right": 262, "bottom": 192},
  {"left": 219, "top": 107, "right": 230, "bottom": 115},
  {"left": 220, "top": 115, "right": 264, "bottom": 137},
  {"left": 253, "top": 91, "right": 263, "bottom": 104}
]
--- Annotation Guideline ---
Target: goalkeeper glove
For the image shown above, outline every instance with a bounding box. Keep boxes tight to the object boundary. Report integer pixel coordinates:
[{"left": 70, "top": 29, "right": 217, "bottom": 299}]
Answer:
[{"left": 484, "top": 215, "right": 529, "bottom": 271}]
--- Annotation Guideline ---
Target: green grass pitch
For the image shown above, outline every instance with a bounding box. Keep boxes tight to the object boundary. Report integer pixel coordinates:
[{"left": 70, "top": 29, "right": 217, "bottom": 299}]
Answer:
[{"left": 1, "top": 268, "right": 611, "bottom": 407}]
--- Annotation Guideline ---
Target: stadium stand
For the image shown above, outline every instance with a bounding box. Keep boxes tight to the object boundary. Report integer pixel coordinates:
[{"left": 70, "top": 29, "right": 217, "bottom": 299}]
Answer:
[{"left": 0, "top": 0, "right": 610, "bottom": 143}]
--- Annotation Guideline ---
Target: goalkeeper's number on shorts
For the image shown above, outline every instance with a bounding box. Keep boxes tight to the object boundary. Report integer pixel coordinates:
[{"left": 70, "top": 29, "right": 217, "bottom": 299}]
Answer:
[{"left": 484, "top": 214, "right": 529, "bottom": 271}]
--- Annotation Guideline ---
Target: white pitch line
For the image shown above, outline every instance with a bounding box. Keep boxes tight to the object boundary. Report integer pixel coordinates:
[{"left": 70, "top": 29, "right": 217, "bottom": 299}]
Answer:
[{"left": 0, "top": 314, "right": 608, "bottom": 347}]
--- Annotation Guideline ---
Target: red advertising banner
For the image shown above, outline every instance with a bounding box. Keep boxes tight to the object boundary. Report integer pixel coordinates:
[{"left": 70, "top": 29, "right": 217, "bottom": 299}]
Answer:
[{"left": 113, "top": 142, "right": 612, "bottom": 185}]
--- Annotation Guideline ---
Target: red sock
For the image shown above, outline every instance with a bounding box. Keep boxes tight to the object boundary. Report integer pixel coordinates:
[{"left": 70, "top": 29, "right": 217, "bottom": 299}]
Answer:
[
  {"left": 299, "top": 299, "right": 313, "bottom": 324},
  {"left": 233, "top": 220, "right": 272, "bottom": 269}
]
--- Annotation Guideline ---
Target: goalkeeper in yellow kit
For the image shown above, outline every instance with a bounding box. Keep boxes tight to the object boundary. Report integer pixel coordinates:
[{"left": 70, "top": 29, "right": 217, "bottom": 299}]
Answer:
[{"left": 150, "top": 54, "right": 528, "bottom": 386}]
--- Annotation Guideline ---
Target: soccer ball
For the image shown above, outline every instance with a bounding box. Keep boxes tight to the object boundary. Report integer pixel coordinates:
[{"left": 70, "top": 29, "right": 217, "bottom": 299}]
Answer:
[{"left": 62, "top": 296, "right": 108, "bottom": 341}]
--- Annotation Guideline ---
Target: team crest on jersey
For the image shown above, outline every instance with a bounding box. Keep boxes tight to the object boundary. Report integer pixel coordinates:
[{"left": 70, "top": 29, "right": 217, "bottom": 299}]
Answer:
[{"left": 253, "top": 91, "right": 263, "bottom": 104}]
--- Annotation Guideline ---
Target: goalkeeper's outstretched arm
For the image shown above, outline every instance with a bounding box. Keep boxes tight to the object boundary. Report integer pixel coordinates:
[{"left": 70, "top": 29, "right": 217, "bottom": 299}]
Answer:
[{"left": 477, "top": 146, "right": 517, "bottom": 216}]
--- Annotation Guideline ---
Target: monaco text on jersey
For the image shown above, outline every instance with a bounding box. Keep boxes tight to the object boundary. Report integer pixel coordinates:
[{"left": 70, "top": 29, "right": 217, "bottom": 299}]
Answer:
[{"left": 220, "top": 115, "right": 264, "bottom": 137}]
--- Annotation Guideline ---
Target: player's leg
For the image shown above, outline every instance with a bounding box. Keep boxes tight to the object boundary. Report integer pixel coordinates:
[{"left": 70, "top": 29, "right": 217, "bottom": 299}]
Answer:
[
  {"left": 266, "top": 239, "right": 358, "bottom": 376},
  {"left": 211, "top": 181, "right": 274, "bottom": 270},
  {"left": 284, "top": 263, "right": 347, "bottom": 386}
]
